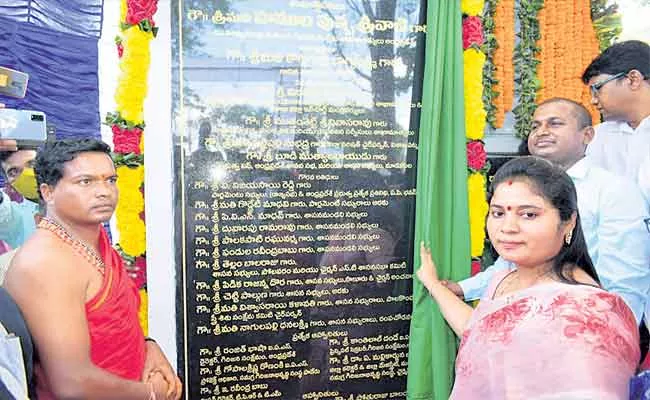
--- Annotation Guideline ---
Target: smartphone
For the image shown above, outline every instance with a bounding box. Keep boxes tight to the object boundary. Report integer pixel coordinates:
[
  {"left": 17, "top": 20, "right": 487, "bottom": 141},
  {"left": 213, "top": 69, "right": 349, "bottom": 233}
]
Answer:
[
  {"left": 0, "top": 66, "right": 29, "bottom": 99},
  {"left": 0, "top": 108, "right": 47, "bottom": 148}
]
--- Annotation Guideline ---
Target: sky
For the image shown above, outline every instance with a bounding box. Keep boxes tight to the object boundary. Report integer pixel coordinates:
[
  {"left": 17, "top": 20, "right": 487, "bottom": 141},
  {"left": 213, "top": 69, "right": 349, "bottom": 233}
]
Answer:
[{"left": 616, "top": 0, "right": 650, "bottom": 41}]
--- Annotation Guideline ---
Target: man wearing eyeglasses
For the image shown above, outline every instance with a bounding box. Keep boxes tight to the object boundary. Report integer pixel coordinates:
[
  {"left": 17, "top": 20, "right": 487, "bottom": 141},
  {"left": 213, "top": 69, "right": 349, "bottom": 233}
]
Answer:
[
  {"left": 583, "top": 39, "right": 650, "bottom": 364},
  {"left": 582, "top": 40, "right": 650, "bottom": 202}
]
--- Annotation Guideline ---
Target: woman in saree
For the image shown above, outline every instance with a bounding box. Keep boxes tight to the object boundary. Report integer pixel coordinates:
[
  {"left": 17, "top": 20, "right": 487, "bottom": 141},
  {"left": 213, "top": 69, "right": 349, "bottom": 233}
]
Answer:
[{"left": 417, "top": 156, "right": 639, "bottom": 399}]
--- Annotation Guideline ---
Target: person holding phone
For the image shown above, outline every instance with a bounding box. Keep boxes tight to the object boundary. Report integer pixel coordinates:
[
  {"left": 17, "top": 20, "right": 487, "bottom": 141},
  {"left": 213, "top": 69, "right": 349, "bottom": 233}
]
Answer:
[
  {"left": 0, "top": 65, "right": 30, "bottom": 149},
  {"left": 0, "top": 139, "right": 17, "bottom": 152}
]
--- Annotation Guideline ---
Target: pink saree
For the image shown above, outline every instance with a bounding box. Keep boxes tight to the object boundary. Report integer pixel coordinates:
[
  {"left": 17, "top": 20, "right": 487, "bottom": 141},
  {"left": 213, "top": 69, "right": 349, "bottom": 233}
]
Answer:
[{"left": 450, "top": 270, "right": 639, "bottom": 400}]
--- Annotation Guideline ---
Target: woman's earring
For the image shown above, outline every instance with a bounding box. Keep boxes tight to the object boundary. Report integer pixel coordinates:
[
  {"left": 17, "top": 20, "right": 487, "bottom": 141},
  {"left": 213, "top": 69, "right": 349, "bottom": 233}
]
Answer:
[{"left": 565, "top": 231, "right": 573, "bottom": 245}]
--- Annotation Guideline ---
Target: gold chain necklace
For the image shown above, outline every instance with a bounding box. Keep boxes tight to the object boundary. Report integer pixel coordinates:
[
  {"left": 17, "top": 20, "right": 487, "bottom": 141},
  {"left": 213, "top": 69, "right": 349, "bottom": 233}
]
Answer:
[
  {"left": 495, "top": 268, "right": 552, "bottom": 299},
  {"left": 38, "top": 217, "right": 105, "bottom": 275}
]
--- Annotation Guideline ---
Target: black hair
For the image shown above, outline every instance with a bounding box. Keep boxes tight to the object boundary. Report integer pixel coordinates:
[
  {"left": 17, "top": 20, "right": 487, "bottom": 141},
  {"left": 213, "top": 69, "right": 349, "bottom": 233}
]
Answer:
[
  {"left": 488, "top": 156, "right": 599, "bottom": 285},
  {"left": 34, "top": 139, "right": 112, "bottom": 199},
  {"left": 582, "top": 40, "right": 650, "bottom": 83},
  {"left": 0, "top": 148, "right": 39, "bottom": 164}
]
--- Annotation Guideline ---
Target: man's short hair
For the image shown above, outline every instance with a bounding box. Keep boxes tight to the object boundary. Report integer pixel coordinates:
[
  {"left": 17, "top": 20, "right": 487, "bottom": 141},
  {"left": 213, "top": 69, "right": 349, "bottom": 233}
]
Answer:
[
  {"left": 538, "top": 97, "right": 593, "bottom": 130},
  {"left": 34, "top": 139, "right": 111, "bottom": 198},
  {"left": 582, "top": 40, "right": 650, "bottom": 84}
]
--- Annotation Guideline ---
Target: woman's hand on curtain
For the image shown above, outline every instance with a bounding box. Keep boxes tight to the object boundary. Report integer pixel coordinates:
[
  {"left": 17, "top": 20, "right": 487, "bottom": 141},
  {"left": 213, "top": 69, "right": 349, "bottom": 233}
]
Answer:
[
  {"left": 417, "top": 242, "right": 440, "bottom": 292},
  {"left": 418, "top": 242, "right": 473, "bottom": 336}
]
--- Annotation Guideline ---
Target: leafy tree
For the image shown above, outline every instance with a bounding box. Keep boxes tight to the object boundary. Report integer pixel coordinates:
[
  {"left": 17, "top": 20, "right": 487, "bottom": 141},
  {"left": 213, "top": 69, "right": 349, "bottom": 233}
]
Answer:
[
  {"left": 591, "top": 0, "right": 622, "bottom": 51},
  {"left": 320, "top": 0, "right": 422, "bottom": 128}
]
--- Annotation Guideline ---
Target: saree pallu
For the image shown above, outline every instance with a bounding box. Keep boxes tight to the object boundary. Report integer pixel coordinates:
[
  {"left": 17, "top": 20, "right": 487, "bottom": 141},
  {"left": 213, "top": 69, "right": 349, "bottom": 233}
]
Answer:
[{"left": 450, "top": 271, "right": 639, "bottom": 400}]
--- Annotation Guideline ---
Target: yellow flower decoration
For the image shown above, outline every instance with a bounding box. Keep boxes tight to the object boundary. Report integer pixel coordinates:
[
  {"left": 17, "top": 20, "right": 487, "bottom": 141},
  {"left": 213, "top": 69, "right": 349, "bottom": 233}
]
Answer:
[
  {"left": 114, "top": 0, "right": 154, "bottom": 329},
  {"left": 117, "top": 218, "right": 146, "bottom": 256},
  {"left": 115, "top": 27, "right": 153, "bottom": 124},
  {"left": 464, "top": 48, "right": 487, "bottom": 140},
  {"left": 120, "top": 0, "right": 127, "bottom": 23},
  {"left": 461, "top": 0, "right": 485, "bottom": 16},
  {"left": 116, "top": 165, "right": 146, "bottom": 256},
  {"left": 139, "top": 288, "right": 148, "bottom": 335},
  {"left": 468, "top": 172, "right": 488, "bottom": 257}
]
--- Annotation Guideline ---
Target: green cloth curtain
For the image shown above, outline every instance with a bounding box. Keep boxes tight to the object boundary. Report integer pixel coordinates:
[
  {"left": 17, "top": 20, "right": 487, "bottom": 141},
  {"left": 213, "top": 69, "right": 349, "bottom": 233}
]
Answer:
[{"left": 406, "top": 1, "right": 471, "bottom": 399}]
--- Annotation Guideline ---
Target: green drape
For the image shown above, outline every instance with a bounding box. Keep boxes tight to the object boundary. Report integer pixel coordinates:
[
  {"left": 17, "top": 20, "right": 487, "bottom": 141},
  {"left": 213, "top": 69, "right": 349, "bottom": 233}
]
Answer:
[{"left": 406, "top": 1, "right": 470, "bottom": 399}]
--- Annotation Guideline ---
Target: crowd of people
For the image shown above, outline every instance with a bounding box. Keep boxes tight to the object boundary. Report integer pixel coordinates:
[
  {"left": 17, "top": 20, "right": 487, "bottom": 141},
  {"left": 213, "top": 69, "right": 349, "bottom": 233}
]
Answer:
[
  {"left": 1, "top": 35, "right": 650, "bottom": 400},
  {"left": 419, "top": 40, "right": 650, "bottom": 399}
]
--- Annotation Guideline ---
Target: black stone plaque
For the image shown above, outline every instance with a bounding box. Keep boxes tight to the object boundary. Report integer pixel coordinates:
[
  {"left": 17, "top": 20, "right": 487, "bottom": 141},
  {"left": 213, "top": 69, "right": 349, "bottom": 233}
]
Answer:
[{"left": 172, "top": 1, "right": 426, "bottom": 399}]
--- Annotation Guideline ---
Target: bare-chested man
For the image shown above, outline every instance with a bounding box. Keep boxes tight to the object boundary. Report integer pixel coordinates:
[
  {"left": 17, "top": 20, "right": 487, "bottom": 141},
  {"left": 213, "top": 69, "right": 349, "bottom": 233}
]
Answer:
[{"left": 5, "top": 139, "right": 181, "bottom": 400}]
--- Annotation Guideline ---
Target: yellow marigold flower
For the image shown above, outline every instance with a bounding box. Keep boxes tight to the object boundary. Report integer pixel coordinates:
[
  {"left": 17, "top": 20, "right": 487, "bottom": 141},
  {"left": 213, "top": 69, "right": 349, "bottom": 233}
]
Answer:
[
  {"left": 461, "top": 0, "right": 485, "bottom": 16},
  {"left": 139, "top": 289, "right": 148, "bottom": 335},
  {"left": 468, "top": 172, "right": 489, "bottom": 257}
]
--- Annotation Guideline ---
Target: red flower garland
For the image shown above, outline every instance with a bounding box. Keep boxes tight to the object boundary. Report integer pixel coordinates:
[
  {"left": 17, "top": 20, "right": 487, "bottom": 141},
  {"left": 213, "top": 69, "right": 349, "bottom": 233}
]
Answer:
[
  {"left": 126, "top": 0, "right": 158, "bottom": 26},
  {"left": 115, "top": 36, "right": 124, "bottom": 58},
  {"left": 471, "top": 259, "right": 482, "bottom": 276},
  {"left": 126, "top": 256, "right": 147, "bottom": 289},
  {"left": 112, "top": 125, "right": 143, "bottom": 154},
  {"left": 467, "top": 140, "right": 487, "bottom": 171},
  {"left": 463, "top": 16, "right": 485, "bottom": 49}
]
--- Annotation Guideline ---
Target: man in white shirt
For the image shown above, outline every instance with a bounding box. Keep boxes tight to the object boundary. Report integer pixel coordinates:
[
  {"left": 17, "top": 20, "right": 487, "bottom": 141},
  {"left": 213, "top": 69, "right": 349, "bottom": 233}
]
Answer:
[
  {"left": 446, "top": 98, "right": 650, "bottom": 325},
  {"left": 582, "top": 40, "right": 650, "bottom": 202}
]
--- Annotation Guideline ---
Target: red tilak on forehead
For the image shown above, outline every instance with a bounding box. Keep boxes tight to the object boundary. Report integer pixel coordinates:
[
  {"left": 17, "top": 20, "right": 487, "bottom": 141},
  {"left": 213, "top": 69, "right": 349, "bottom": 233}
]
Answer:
[
  {"left": 507, "top": 180, "right": 513, "bottom": 185},
  {"left": 506, "top": 206, "right": 512, "bottom": 211}
]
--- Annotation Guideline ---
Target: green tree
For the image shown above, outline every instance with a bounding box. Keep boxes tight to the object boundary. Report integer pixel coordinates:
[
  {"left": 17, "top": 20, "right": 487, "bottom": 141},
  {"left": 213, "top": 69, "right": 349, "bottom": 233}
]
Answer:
[
  {"left": 591, "top": 0, "right": 622, "bottom": 51},
  {"left": 321, "top": 0, "right": 422, "bottom": 128}
]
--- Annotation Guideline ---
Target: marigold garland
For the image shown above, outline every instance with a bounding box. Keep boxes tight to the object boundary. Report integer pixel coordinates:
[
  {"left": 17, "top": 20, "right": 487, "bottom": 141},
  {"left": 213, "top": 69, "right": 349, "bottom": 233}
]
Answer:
[
  {"left": 463, "top": 48, "right": 487, "bottom": 140},
  {"left": 537, "top": 0, "right": 600, "bottom": 124},
  {"left": 109, "top": 0, "right": 158, "bottom": 333},
  {"left": 492, "top": 0, "right": 515, "bottom": 128},
  {"left": 115, "top": 28, "right": 153, "bottom": 124},
  {"left": 116, "top": 165, "right": 146, "bottom": 256},
  {"left": 138, "top": 288, "right": 148, "bottom": 334},
  {"left": 463, "top": 11, "right": 489, "bottom": 275},
  {"left": 468, "top": 173, "right": 489, "bottom": 258},
  {"left": 461, "top": 0, "right": 485, "bottom": 16}
]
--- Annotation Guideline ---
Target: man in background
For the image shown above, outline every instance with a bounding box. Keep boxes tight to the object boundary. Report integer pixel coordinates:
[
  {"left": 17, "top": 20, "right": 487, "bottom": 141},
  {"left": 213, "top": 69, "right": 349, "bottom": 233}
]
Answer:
[
  {"left": 446, "top": 98, "right": 650, "bottom": 325},
  {"left": 582, "top": 40, "right": 650, "bottom": 201},
  {"left": 0, "top": 147, "right": 39, "bottom": 249}
]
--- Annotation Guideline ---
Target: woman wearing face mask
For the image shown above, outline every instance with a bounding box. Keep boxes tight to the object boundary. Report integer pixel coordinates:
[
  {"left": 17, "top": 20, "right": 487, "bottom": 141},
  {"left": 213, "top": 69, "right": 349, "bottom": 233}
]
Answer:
[
  {"left": 0, "top": 149, "right": 40, "bottom": 252},
  {"left": 417, "top": 157, "right": 639, "bottom": 399}
]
